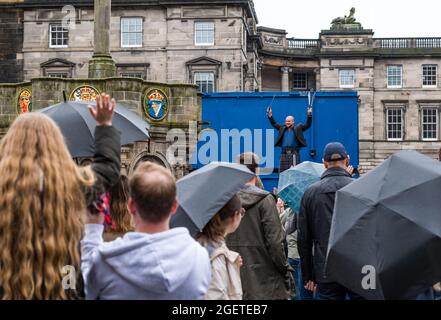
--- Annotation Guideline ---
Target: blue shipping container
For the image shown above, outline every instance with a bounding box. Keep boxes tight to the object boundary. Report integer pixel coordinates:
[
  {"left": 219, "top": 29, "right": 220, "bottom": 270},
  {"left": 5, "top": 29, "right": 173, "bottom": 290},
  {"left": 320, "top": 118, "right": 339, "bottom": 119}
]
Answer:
[{"left": 191, "top": 92, "right": 359, "bottom": 192}]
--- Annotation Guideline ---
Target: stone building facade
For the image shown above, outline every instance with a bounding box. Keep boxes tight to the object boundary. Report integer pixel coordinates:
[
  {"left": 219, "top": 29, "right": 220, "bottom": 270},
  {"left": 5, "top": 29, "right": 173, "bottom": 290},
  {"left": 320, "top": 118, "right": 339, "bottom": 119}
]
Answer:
[
  {"left": 0, "top": 77, "right": 202, "bottom": 178},
  {"left": 259, "top": 25, "right": 441, "bottom": 171},
  {"left": 0, "top": 0, "right": 24, "bottom": 83},
  {"left": 2, "top": 1, "right": 441, "bottom": 172},
  {"left": 11, "top": 0, "right": 259, "bottom": 92}
]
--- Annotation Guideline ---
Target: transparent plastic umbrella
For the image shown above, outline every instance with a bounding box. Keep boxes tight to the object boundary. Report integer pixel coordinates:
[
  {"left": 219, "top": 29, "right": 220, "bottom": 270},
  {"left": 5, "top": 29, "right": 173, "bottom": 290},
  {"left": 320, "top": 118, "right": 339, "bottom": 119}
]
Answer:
[{"left": 277, "top": 161, "right": 325, "bottom": 213}]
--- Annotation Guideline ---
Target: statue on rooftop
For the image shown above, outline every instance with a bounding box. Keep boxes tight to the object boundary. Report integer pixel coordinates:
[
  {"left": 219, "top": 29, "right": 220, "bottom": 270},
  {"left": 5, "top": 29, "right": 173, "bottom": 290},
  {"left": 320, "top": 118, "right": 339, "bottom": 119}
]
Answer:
[{"left": 331, "top": 7, "right": 362, "bottom": 28}]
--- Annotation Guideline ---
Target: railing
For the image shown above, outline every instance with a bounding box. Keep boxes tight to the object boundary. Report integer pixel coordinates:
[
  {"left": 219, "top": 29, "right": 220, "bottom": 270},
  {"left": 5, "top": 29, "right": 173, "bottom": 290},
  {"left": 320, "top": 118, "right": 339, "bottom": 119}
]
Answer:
[
  {"left": 287, "top": 38, "right": 320, "bottom": 49},
  {"left": 376, "top": 38, "right": 441, "bottom": 49},
  {"left": 273, "top": 37, "right": 441, "bottom": 52},
  {"left": 415, "top": 38, "right": 441, "bottom": 48}
]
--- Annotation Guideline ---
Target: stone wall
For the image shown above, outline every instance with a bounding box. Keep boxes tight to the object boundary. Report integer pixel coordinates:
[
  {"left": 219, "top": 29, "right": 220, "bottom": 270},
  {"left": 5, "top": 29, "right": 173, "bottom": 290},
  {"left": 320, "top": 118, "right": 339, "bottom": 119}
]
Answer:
[
  {"left": 0, "top": 8, "right": 23, "bottom": 83},
  {"left": 0, "top": 77, "right": 201, "bottom": 177},
  {"left": 0, "top": 83, "right": 29, "bottom": 133},
  {"left": 21, "top": 4, "right": 258, "bottom": 92},
  {"left": 321, "top": 57, "right": 441, "bottom": 171}
]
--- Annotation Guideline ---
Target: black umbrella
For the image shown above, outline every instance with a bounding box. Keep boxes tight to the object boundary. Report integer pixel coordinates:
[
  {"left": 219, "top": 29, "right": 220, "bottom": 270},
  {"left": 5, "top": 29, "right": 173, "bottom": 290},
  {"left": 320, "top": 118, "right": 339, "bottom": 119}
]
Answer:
[
  {"left": 38, "top": 101, "right": 150, "bottom": 158},
  {"left": 170, "top": 162, "right": 255, "bottom": 237},
  {"left": 325, "top": 150, "right": 441, "bottom": 300}
]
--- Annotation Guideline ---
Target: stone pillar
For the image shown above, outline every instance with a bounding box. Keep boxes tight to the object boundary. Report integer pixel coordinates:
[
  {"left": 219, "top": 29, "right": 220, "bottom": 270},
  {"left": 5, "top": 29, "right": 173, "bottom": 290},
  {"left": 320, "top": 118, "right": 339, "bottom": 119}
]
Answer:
[
  {"left": 88, "top": 0, "right": 116, "bottom": 78},
  {"left": 281, "top": 67, "right": 291, "bottom": 92}
]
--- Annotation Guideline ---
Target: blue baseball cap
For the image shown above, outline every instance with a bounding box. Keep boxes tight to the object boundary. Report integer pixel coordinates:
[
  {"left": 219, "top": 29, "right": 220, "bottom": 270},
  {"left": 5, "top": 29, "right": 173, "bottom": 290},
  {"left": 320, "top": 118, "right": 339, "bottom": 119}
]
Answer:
[{"left": 323, "top": 142, "right": 348, "bottom": 162}]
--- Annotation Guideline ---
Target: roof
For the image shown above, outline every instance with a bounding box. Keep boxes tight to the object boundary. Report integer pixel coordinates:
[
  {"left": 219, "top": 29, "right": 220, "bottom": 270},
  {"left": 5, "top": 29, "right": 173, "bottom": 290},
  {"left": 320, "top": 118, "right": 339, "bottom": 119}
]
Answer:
[{"left": 15, "top": 0, "right": 258, "bottom": 22}]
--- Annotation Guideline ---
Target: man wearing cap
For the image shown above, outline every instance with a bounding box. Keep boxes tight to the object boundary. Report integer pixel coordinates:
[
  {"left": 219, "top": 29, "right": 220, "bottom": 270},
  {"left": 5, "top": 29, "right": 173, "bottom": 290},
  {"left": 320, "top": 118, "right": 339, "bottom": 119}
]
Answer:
[
  {"left": 297, "top": 142, "right": 364, "bottom": 300},
  {"left": 267, "top": 106, "right": 312, "bottom": 173}
]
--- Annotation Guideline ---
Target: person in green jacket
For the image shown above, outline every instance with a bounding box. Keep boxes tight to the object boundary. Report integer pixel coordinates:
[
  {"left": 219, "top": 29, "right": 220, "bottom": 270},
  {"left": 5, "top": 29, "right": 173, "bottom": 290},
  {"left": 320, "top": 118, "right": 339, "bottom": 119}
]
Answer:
[{"left": 226, "top": 152, "right": 290, "bottom": 300}]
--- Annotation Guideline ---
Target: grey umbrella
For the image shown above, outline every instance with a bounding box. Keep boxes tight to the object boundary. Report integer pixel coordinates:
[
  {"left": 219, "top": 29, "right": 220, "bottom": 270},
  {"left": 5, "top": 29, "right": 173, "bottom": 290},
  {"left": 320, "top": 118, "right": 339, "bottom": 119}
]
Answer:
[
  {"left": 170, "top": 162, "right": 255, "bottom": 237},
  {"left": 38, "top": 101, "right": 149, "bottom": 158},
  {"left": 325, "top": 150, "right": 441, "bottom": 300}
]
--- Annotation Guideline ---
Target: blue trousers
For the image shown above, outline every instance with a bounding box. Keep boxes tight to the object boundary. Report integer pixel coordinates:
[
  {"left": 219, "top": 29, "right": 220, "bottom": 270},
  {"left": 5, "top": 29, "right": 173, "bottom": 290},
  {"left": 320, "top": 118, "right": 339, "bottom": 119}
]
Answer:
[{"left": 288, "top": 258, "right": 314, "bottom": 300}]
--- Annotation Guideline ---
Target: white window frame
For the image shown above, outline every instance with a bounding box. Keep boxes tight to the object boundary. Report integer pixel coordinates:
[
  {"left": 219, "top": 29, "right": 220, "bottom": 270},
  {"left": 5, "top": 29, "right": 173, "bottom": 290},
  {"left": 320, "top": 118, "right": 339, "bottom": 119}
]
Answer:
[
  {"left": 292, "top": 72, "right": 308, "bottom": 90},
  {"left": 387, "top": 65, "right": 403, "bottom": 88},
  {"left": 422, "top": 64, "right": 438, "bottom": 88},
  {"left": 339, "top": 69, "right": 355, "bottom": 88},
  {"left": 421, "top": 106, "right": 439, "bottom": 141},
  {"left": 194, "top": 21, "right": 215, "bottom": 46},
  {"left": 49, "top": 24, "right": 69, "bottom": 48},
  {"left": 47, "top": 72, "right": 69, "bottom": 78},
  {"left": 120, "top": 72, "right": 145, "bottom": 79},
  {"left": 386, "top": 107, "right": 405, "bottom": 141},
  {"left": 194, "top": 72, "right": 215, "bottom": 93},
  {"left": 121, "top": 17, "right": 143, "bottom": 48}
]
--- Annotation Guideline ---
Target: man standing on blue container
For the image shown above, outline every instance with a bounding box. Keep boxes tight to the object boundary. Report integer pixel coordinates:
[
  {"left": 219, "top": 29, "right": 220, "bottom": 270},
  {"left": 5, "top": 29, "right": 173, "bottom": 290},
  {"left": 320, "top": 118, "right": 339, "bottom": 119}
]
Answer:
[{"left": 267, "top": 105, "right": 312, "bottom": 172}]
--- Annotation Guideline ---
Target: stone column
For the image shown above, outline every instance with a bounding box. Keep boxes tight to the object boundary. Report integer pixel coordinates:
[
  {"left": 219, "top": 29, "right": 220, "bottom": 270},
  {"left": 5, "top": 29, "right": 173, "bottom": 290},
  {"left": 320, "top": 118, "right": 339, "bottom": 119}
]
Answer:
[
  {"left": 88, "top": 0, "right": 116, "bottom": 78},
  {"left": 281, "top": 67, "right": 291, "bottom": 92}
]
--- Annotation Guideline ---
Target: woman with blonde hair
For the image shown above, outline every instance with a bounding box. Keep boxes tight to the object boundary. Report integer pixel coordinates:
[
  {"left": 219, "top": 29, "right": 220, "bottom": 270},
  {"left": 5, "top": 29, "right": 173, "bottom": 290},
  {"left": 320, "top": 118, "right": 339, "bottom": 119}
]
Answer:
[
  {"left": 197, "top": 195, "right": 244, "bottom": 300},
  {"left": 0, "top": 94, "right": 120, "bottom": 300}
]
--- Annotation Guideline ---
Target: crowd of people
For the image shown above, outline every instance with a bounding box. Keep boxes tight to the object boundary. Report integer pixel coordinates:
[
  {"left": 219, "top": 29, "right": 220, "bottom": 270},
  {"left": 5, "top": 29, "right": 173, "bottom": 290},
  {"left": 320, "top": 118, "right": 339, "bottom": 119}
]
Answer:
[{"left": 0, "top": 93, "right": 440, "bottom": 300}]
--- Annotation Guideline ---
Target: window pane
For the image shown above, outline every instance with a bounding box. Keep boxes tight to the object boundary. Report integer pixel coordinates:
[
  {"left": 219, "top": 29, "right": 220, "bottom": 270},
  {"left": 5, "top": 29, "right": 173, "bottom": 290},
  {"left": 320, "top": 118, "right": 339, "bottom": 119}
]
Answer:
[
  {"left": 121, "top": 18, "right": 143, "bottom": 47},
  {"left": 422, "top": 107, "right": 438, "bottom": 140},
  {"left": 387, "top": 65, "right": 402, "bottom": 87},
  {"left": 120, "top": 73, "right": 145, "bottom": 79},
  {"left": 339, "top": 69, "right": 355, "bottom": 87},
  {"left": 293, "top": 72, "right": 307, "bottom": 89},
  {"left": 195, "top": 22, "right": 214, "bottom": 45},
  {"left": 49, "top": 24, "right": 69, "bottom": 47},
  {"left": 423, "top": 65, "right": 438, "bottom": 86},
  {"left": 386, "top": 108, "right": 403, "bottom": 140},
  {"left": 47, "top": 73, "right": 69, "bottom": 78},
  {"left": 194, "top": 72, "right": 215, "bottom": 93}
]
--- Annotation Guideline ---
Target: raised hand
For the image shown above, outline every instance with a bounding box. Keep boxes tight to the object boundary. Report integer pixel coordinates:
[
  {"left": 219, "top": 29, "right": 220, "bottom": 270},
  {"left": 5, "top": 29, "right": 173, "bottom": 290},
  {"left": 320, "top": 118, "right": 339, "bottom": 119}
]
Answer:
[
  {"left": 85, "top": 208, "right": 105, "bottom": 225},
  {"left": 267, "top": 107, "right": 273, "bottom": 118},
  {"left": 88, "top": 93, "right": 116, "bottom": 126},
  {"left": 308, "top": 106, "right": 312, "bottom": 116}
]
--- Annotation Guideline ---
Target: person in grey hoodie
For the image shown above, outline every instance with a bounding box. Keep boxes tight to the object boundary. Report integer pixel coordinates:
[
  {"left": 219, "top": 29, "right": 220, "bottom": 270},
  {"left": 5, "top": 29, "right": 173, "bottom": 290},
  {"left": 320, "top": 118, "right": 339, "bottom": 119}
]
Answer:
[{"left": 81, "top": 162, "right": 211, "bottom": 300}]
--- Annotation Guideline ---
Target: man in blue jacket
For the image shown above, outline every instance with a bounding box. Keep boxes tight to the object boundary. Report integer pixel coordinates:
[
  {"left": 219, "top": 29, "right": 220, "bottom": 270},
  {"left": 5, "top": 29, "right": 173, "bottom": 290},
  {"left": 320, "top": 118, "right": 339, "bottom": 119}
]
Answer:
[{"left": 267, "top": 106, "right": 312, "bottom": 172}]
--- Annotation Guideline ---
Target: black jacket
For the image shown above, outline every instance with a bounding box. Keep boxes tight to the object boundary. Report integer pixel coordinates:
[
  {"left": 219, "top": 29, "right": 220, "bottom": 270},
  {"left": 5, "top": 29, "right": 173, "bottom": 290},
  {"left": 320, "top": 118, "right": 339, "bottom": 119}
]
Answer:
[
  {"left": 84, "top": 125, "right": 121, "bottom": 208},
  {"left": 297, "top": 167, "right": 353, "bottom": 284},
  {"left": 268, "top": 114, "right": 312, "bottom": 148}
]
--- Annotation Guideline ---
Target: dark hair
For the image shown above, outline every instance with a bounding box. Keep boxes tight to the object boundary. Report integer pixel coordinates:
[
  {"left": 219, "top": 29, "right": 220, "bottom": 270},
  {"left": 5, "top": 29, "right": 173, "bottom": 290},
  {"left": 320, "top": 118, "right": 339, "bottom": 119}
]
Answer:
[
  {"left": 200, "top": 195, "right": 242, "bottom": 242},
  {"left": 129, "top": 162, "right": 176, "bottom": 223},
  {"left": 238, "top": 152, "right": 260, "bottom": 174},
  {"left": 109, "top": 175, "right": 132, "bottom": 233}
]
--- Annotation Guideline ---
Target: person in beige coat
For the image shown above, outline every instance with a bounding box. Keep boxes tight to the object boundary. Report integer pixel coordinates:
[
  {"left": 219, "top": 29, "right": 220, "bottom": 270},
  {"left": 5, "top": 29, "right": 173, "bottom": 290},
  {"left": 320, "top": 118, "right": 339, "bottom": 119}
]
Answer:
[{"left": 198, "top": 195, "right": 244, "bottom": 300}]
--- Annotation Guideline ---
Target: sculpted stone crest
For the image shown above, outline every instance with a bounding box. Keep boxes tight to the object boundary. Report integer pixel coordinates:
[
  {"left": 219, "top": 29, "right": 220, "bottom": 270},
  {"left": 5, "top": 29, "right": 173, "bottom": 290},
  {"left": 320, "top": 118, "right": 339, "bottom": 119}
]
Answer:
[
  {"left": 326, "top": 38, "right": 367, "bottom": 46},
  {"left": 264, "top": 35, "right": 282, "bottom": 45}
]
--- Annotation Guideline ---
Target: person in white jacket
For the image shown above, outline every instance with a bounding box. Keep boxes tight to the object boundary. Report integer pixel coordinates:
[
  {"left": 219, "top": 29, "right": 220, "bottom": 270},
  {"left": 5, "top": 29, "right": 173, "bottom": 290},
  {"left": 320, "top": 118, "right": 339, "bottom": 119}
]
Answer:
[
  {"left": 197, "top": 195, "right": 244, "bottom": 300},
  {"left": 81, "top": 162, "right": 211, "bottom": 300}
]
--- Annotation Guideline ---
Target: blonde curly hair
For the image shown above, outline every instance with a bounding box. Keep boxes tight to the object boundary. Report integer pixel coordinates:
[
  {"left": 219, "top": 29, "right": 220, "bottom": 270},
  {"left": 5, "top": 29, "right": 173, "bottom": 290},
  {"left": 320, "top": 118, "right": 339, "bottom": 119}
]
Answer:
[{"left": 0, "top": 113, "right": 94, "bottom": 300}]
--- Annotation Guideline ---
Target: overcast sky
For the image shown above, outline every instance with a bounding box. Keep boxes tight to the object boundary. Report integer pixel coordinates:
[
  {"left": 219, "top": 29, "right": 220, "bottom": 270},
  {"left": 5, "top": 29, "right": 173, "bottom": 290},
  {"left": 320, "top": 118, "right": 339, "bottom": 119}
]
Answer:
[{"left": 252, "top": 0, "right": 441, "bottom": 38}]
